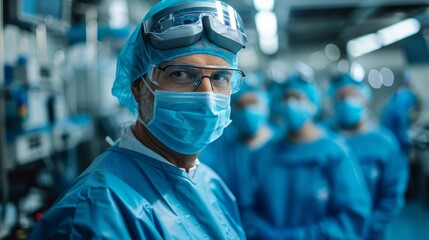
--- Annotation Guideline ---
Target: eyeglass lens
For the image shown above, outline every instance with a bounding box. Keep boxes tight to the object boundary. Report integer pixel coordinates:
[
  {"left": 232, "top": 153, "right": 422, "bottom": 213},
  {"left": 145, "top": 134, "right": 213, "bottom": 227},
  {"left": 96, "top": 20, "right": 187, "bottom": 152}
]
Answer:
[{"left": 153, "top": 65, "right": 243, "bottom": 94}]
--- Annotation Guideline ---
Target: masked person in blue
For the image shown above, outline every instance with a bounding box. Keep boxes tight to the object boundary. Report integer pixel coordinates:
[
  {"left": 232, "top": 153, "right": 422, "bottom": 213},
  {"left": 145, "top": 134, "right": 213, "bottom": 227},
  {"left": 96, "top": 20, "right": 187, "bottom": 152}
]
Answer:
[
  {"left": 380, "top": 71, "right": 420, "bottom": 155},
  {"left": 242, "top": 73, "right": 371, "bottom": 240},
  {"left": 329, "top": 73, "right": 409, "bottom": 240},
  {"left": 29, "top": 1, "right": 248, "bottom": 239},
  {"left": 199, "top": 72, "right": 275, "bottom": 207}
]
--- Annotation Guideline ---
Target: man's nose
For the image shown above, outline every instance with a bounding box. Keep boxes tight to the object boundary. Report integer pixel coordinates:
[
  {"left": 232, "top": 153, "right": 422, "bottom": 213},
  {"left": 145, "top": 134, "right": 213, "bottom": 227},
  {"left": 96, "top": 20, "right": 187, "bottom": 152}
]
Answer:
[{"left": 195, "top": 76, "right": 215, "bottom": 93}]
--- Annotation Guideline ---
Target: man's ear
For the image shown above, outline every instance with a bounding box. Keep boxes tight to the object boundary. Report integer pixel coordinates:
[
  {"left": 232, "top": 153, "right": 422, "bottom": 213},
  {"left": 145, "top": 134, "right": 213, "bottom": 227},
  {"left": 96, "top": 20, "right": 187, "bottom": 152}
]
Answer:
[{"left": 131, "top": 78, "right": 142, "bottom": 102}]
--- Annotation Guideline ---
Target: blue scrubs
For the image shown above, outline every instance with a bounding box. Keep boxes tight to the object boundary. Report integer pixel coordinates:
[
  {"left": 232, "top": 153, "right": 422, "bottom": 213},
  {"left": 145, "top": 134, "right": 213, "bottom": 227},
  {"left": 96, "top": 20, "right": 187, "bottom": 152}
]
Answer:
[
  {"left": 343, "top": 125, "right": 409, "bottom": 240},
  {"left": 242, "top": 135, "right": 371, "bottom": 240},
  {"left": 29, "top": 147, "right": 245, "bottom": 239},
  {"left": 199, "top": 126, "right": 275, "bottom": 208}
]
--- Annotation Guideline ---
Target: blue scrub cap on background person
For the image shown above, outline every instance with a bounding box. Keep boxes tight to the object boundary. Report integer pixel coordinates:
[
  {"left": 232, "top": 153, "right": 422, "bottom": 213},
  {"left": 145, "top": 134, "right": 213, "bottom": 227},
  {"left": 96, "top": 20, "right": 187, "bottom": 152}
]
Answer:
[
  {"left": 284, "top": 74, "right": 321, "bottom": 113},
  {"left": 330, "top": 73, "right": 372, "bottom": 101},
  {"left": 112, "top": 0, "right": 239, "bottom": 115}
]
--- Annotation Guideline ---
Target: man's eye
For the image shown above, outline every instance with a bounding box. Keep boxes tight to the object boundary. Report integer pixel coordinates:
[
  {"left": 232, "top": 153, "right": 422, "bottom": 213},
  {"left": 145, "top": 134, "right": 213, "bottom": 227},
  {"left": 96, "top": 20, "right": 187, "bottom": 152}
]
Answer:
[
  {"left": 170, "top": 71, "right": 190, "bottom": 80},
  {"left": 212, "top": 72, "right": 231, "bottom": 82}
]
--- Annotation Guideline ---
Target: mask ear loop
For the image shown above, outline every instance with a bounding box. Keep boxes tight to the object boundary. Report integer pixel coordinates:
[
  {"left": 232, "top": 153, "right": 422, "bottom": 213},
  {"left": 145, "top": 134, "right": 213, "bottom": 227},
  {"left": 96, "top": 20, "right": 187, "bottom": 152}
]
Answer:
[
  {"left": 137, "top": 79, "right": 153, "bottom": 127},
  {"left": 137, "top": 69, "right": 157, "bottom": 126},
  {"left": 141, "top": 76, "right": 155, "bottom": 95}
]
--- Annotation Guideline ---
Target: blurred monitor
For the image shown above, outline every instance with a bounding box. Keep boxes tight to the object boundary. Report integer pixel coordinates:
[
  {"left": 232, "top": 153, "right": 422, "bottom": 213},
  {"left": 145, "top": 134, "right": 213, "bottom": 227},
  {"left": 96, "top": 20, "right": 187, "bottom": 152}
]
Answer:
[
  {"left": 4, "top": 0, "right": 72, "bottom": 31},
  {"left": 402, "top": 34, "right": 429, "bottom": 65}
]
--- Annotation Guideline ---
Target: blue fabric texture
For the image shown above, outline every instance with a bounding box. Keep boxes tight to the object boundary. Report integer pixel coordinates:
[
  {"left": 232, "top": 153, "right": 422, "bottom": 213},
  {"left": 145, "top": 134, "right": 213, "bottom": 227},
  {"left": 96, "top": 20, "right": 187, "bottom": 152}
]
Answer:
[
  {"left": 29, "top": 146, "right": 245, "bottom": 239},
  {"left": 112, "top": 0, "right": 239, "bottom": 115},
  {"left": 242, "top": 134, "right": 371, "bottom": 240},
  {"left": 199, "top": 125, "right": 275, "bottom": 208},
  {"left": 343, "top": 125, "right": 409, "bottom": 240}
]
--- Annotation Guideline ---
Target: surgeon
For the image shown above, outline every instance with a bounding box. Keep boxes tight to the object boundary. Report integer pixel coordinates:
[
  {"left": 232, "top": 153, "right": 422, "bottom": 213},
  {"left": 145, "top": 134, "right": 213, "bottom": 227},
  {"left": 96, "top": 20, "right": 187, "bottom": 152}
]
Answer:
[
  {"left": 329, "top": 73, "right": 409, "bottom": 240},
  {"left": 199, "top": 72, "right": 275, "bottom": 207},
  {"left": 242, "top": 73, "right": 371, "bottom": 239},
  {"left": 380, "top": 71, "right": 420, "bottom": 155},
  {"left": 29, "top": 0, "right": 248, "bottom": 239}
]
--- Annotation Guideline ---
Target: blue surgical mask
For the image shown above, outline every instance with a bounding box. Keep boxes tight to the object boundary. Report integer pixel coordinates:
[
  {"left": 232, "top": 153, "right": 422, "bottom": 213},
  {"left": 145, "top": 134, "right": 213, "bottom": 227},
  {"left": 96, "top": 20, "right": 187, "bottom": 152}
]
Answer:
[
  {"left": 139, "top": 82, "right": 232, "bottom": 155},
  {"left": 233, "top": 105, "right": 268, "bottom": 136},
  {"left": 335, "top": 97, "right": 366, "bottom": 128},
  {"left": 281, "top": 100, "right": 312, "bottom": 132}
]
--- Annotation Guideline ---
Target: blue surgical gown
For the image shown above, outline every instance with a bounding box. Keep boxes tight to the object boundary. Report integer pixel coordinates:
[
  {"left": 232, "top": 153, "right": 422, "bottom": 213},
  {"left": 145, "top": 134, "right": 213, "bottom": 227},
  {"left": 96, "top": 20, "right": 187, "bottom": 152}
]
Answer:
[
  {"left": 343, "top": 125, "right": 409, "bottom": 240},
  {"left": 242, "top": 135, "right": 371, "bottom": 240},
  {"left": 199, "top": 125, "right": 275, "bottom": 208},
  {"left": 29, "top": 146, "right": 245, "bottom": 239}
]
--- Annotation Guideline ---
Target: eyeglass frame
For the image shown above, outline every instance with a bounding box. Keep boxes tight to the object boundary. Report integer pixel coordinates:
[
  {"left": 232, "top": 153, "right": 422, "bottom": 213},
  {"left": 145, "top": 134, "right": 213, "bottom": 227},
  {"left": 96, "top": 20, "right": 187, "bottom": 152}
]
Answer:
[{"left": 147, "top": 62, "right": 246, "bottom": 94}]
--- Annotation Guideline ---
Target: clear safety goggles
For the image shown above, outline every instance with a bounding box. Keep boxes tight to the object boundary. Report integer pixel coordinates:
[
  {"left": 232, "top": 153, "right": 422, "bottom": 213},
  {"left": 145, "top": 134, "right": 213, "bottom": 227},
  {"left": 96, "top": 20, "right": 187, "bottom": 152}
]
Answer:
[
  {"left": 147, "top": 62, "right": 245, "bottom": 94},
  {"left": 143, "top": 1, "right": 247, "bottom": 53}
]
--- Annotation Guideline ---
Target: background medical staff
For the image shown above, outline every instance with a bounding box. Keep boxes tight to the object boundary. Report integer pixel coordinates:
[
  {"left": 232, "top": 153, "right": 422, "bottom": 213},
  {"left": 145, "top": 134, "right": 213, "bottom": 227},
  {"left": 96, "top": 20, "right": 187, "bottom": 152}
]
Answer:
[
  {"left": 380, "top": 72, "right": 420, "bottom": 155},
  {"left": 329, "top": 73, "right": 409, "bottom": 240},
  {"left": 242, "top": 73, "right": 371, "bottom": 239}
]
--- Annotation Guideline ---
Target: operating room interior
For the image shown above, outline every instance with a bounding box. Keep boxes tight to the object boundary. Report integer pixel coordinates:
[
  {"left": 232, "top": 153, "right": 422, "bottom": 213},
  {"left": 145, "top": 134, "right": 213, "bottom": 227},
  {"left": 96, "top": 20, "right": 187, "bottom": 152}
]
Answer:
[{"left": 1, "top": 0, "right": 429, "bottom": 239}]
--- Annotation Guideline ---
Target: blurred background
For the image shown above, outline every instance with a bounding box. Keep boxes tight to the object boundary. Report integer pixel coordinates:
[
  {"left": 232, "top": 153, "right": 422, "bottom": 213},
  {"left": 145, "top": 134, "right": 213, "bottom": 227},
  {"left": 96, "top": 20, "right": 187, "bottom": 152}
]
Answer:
[{"left": 1, "top": 0, "right": 429, "bottom": 239}]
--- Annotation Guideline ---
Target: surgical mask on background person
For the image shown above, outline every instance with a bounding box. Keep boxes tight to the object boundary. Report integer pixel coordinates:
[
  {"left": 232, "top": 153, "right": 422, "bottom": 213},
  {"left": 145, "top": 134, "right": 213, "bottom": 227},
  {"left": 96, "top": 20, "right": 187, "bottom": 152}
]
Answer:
[
  {"left": 335, "top": 97, "right": 366, "bottom": 128},
  {"left": 233, "top": 104, "right": 268, "bottom": 136},
  {"left": 138, "top": 79, "right": 232, "bottom": 155},
  {"left": 281, "top": 99, "right": 313, "bottom": 132}
]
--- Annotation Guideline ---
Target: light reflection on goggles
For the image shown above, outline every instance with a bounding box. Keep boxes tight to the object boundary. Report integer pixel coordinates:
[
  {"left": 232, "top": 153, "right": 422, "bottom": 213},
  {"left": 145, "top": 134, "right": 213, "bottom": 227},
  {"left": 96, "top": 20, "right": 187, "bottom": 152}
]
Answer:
[{"left": 143, "top": 1, "right": 247, "bottom": 53}]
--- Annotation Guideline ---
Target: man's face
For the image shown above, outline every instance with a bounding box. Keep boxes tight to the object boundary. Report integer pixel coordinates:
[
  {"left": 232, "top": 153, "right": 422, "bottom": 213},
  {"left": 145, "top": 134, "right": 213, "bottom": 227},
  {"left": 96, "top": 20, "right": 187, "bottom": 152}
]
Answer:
[
  {"left": 281, "top": 89, "right": 316, "bottom": 115},
  {"left": 137, "top": 54, "right": 231, "bottom": 123},
  {"left": 335, "top": 86, "right": 366, "bottom": 105}
]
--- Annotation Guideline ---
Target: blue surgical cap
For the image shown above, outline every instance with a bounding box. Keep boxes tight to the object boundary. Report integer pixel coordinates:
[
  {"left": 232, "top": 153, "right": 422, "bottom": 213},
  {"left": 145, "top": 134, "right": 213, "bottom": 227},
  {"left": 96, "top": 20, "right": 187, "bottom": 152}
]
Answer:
[
  {"left": 112, "top": 0, "right": 239, "bottom": 115},
  {"left": 330, "top": 73, "right": 372, "bottom": 101},
  {"left": 284, "top": 74, "right": 321, "bottom": 113}
]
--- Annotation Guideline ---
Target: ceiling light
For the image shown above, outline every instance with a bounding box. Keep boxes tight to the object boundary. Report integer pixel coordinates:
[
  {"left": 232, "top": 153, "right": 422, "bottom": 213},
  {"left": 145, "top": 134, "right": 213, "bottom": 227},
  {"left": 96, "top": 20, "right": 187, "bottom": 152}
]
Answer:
[
  {"left": 337, "top": 59, "right": 350, "bottom": 73},
  {"left": 378, "top": 18, "right": 420, "bottom": 46},
  {"left": 380, "top": 67, "right": 394, "bottom": 87},
  {"left": 351, "top": 62, "right": 365, "bottom": 82},
  {"left": 324, "top": 44, "right": 341, "bottom": 61},
  {"left": 255, "top": 11, "right": 278, "bottom": 37},
  {"left": 109, "top": 0, "right": 129, "bottom": 28},
  {"left": 259, "top": 34, "right": 279, "bottom": 55},
  {"left": 347, "top": 33, "right": 382, "bottom": 58},
  {"left": 253, "top": 0, "right": 275, "bottom": 11},
  {"left": 368, "top": 69, "right": 382, "bottom": 89}
]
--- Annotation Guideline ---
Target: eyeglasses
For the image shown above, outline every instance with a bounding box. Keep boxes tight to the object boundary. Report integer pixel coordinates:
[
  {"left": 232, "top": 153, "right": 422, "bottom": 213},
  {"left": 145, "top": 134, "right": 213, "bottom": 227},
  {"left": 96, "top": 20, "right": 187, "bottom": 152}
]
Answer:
[
  {"left": 142, "top": 1, "right": 247, "bottom": 53},
  {"left": 147, "top": 62, "right": 245, "bottom": 94}
]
